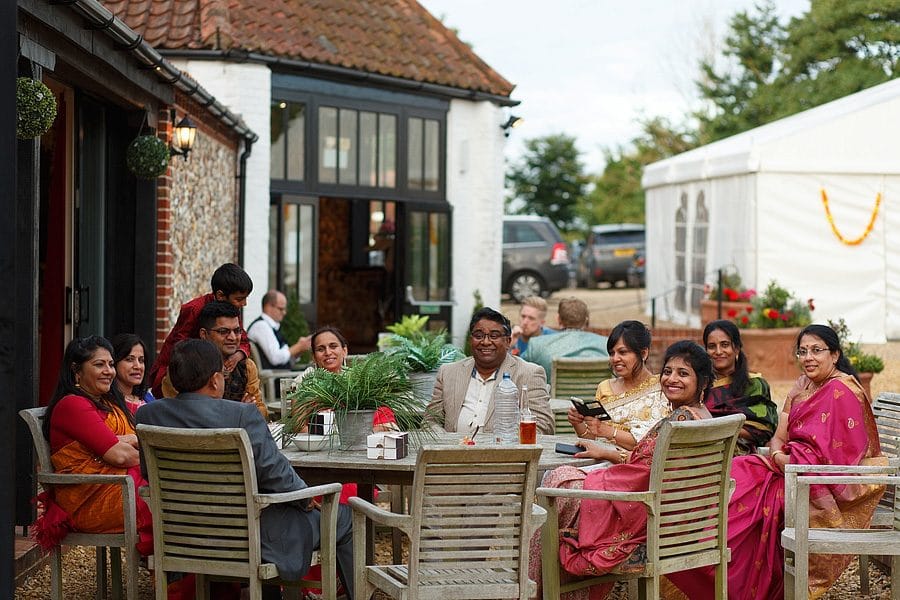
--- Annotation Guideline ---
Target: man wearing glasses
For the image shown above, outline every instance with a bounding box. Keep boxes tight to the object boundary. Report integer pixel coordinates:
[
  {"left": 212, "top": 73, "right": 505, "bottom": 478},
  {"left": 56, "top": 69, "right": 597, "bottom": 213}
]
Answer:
[
  {"left": 161, "top": 301, "right": 268, "bottom": 418},
  {"left": 426, "top": 307, "right": 554, "bottom": 435}
]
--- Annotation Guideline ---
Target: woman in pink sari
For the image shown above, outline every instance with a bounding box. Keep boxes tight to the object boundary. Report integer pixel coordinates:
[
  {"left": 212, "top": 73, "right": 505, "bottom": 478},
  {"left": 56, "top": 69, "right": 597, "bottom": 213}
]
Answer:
[
  {"left": 529, "top": 340, "right": 715, "bottom": 599},
  {"left": 680, "top": 324, "right": 884, "bottom": 600}
]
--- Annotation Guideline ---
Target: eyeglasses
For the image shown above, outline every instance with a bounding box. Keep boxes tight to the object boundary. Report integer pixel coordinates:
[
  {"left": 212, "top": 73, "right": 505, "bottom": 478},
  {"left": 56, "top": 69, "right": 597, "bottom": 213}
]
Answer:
[
  {"left": 796, "top": 346, "right": 829, "bottom": 359},
  {"left": 471, "top": 330, "right": 507, "bottom": 341},
  {"left": 209, "top": 327, "right": 242, "bottom": 337}
]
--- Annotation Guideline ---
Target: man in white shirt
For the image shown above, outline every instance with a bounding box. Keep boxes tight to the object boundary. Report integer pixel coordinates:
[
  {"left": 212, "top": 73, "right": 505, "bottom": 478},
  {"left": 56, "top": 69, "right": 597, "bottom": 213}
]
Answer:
[{"left": 247, "top": 290, "right": 310, "bottom": 369}]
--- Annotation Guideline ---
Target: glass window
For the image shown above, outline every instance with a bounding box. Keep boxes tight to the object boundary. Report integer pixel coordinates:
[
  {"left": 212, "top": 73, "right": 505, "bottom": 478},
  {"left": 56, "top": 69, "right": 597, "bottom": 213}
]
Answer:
[
  {"left": 379, "top": 114, "right": 396, "bottom": 188},
  {"left": 279, "top": 201, "right": 315, "bottom": 304},
  {"left": 338, "top": 109, "right": 357, "bottom": 185},
  {"left": 674, "top": 193, "right": 687, "bottom": 312},
  {"left": 270, "top": 101, "right": 285, "bottom": 179},
  {"left": 691, "top": 193, "right": 709, "bottom": 310},
  {"left": 286, "top": 103, "right": 305, "bottom": 180},
  {"left": 407, "top": 118, "right": 423, "bottom": 190},
  {"left": 359, "top": 112, "right": 377, "bottom": 186},
  {"left": 318, "top": 107, "right": 337, "bottom": 184},
  {"left": 407, "top": 209, "right": 450, "bottom": 301},
  {"left": 424, "top": 119, "right": 439, "bottom": 191}
]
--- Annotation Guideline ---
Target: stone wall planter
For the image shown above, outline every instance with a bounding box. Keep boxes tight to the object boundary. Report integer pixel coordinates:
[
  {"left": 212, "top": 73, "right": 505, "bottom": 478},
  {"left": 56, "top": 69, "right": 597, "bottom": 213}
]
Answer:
[
  {"left": 857, "top": 371, "right": 874, "bottom": 400},
  {"left": 700, "top": 299, "right": 753, "bottom": 325},
  {"left": 740, "top": 327, "right": 802, "bottom": 382}
]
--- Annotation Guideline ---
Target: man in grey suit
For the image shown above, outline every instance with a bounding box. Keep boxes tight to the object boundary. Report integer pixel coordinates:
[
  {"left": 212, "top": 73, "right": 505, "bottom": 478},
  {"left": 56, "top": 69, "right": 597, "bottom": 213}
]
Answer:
[
  {"left": 136, "top": 339, "right": 354, "bottom": 600},
  {"left": 426, "top": 307, "right": 554, "bottom": 436}
]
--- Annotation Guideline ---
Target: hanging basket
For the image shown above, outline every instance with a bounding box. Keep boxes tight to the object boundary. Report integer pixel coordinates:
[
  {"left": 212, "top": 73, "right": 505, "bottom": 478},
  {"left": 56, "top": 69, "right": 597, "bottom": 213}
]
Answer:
[
  {"left": 126, "top": 135, "right": 170, "bottom": 179},
  {"left": 16, "top": 78, "right": 57, "bottom": 139}
]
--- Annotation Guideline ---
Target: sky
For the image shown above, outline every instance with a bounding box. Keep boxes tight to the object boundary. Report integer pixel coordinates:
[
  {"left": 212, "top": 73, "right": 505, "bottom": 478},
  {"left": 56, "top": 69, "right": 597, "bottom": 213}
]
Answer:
[{"left": 419, "top": 0, "right": 810, "bottom": 174}]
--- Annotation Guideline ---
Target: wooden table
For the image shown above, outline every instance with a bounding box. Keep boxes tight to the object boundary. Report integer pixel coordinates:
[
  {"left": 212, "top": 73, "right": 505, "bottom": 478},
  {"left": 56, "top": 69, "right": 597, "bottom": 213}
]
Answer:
[{"left": 282, "top": 432, "right": 599, "bottom": 563}]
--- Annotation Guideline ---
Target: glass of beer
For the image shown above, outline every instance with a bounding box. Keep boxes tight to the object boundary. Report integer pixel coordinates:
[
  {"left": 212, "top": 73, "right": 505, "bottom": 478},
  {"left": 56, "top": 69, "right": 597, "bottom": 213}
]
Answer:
[{"left": 519, "top": 411, "right": 537, "bottom": 444}]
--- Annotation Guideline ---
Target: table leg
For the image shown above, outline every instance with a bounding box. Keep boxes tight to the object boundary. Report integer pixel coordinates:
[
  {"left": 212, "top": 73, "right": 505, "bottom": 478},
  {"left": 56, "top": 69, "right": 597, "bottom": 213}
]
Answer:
[
  {"left": 358, "top": 483, "right": 375, "bottom": 565},
  {"left": 390, "top": 485, "right": 405, "bottom": 563}
]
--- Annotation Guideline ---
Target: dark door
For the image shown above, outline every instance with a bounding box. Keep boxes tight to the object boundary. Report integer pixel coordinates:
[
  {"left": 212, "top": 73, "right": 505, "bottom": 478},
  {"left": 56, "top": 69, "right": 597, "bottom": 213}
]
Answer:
[{"left": 399, "top": 202, "right": 452, "bottom": 330}]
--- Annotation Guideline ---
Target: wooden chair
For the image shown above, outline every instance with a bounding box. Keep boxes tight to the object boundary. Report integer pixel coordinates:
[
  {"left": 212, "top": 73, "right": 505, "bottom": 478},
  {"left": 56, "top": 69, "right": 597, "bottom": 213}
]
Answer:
[
  {"left": 549, "top": 399, "right": 577, "bottom": 435},
  {"left": 19, "top": 407, "right": 139, "bottom": 600},
  {"left": 550, "top": 357, "right": 611, "bottom": 401},
  {"left": 248, "top": 340, "right": 296, "bottom": 413},
  {"left": 537, "top": 413, "right": 744, "bottom": 600},
  {"left": 859, "top": 391, "right": 900, "bottom": 593},
  {"left": 348, "top": 445, "right": 547, "bottom": 600},
  {"left": 781, "top": 464, "right": 900, "bottom": 600},
  {"left": 137, "top": 424, "right": 343, "bottom": 600}
]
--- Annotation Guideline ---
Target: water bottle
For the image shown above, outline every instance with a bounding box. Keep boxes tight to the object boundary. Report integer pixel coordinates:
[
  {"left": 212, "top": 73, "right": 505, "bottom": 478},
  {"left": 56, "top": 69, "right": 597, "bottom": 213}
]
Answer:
[{"left": 494, "top": 372, "right": 519, "bottom": 445}]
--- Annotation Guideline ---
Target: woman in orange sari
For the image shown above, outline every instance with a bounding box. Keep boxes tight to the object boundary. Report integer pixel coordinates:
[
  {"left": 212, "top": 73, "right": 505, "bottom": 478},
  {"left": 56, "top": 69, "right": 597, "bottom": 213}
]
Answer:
[
  {"left": 35, "top": 336, "right": 152, "bottom": 555},
  {"left": 680, "top": 324, "right": 884, "bottom": 600}
]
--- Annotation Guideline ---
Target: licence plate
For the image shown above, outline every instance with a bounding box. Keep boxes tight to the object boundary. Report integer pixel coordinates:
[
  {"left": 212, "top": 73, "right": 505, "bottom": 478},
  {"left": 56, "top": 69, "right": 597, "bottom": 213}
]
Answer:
[{"left": 614, "top": 248, "right": 636, "bottom": 257}]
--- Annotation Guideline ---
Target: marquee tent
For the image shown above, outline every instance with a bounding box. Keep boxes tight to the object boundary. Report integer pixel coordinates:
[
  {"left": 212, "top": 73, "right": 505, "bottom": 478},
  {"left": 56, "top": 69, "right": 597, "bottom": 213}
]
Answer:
[{"left": 642, "top": 77, "right": 900, "bottom": 343}]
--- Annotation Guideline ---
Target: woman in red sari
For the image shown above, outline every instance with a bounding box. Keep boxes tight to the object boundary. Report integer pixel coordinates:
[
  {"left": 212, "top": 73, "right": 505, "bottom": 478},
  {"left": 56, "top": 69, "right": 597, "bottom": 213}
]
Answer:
[
  {"left": 529, "top": 340, "right": 715, "bottom": 599},
  {"left": 681, "top": 323, "right": 884, "bottom": 600},
  {"left": 35, "top": 336, "right": 153, "bottom": 555}
]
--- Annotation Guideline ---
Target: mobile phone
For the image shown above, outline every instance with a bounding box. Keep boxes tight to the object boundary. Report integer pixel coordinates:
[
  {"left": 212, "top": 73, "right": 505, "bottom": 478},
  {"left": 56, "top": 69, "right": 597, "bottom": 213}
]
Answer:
[
  {"left": 569, "top": 397, "right": 612, "bottom": 420},
  {"left": 555, "top": 442, "right": 584, "bottom": 455}
]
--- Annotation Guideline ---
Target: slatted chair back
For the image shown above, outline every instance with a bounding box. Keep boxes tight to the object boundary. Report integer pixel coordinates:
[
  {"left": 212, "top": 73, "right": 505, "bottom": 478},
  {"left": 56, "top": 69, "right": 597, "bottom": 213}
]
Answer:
[
  {"left": 138, "top": 426, "right": 261, "bottom": 585},
  {"left": 404, "top": 446, "right": 543, "bottom": 599},
  {"left": 645, "top": 413, "right": 743, "bottom": 578},
  {"left": 408, "top": 446, "right": 542, "bottom": 595},
  {"left": 550, "top": 357, "right": 611, "bottom": 401},
  {"left": 19, "top": 407, "right": 139, "bottom": 600},
  {"left": 538, "top": 413, "right": 744, "bottom": 600}
]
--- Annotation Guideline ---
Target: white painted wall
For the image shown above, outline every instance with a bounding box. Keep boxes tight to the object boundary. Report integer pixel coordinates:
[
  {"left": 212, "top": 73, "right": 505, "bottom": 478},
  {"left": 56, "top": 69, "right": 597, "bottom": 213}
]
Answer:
[
  {"left": 170, "top": 59, "right": 271, "bottom": 323},
  {"left": 445, "top": 99, "right": 507, "bottom": 345}
]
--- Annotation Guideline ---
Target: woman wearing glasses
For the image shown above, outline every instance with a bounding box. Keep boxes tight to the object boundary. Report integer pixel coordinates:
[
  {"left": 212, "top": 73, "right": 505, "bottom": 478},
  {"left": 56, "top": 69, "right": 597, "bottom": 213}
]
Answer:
[
  {"left": 426, "top": 307, "right": 554, "bottom": 436},
  {"left": 682, "top": 323, "right": 884, "bottom": 600}
]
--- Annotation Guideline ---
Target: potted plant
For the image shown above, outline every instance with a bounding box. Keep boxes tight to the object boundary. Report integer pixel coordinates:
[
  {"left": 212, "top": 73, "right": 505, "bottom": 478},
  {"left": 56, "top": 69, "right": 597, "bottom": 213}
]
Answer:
[
  {"left": 701, "top": 269, "right": 756, "bottom": 324},
  {"left": 731, "top": 280, "right": 814, "bottom": 381},
  {"left": 382, "top": 330, "right": 463, "bottom": 405},
  {"left": 828, "top": 318, "right": 884, "bottom": 399},
  {"left": 378, "top": 314, "right": 429, "bottom": 350},
  {"left": 283, "top": 352, "right": 425, "bottom": 449}
]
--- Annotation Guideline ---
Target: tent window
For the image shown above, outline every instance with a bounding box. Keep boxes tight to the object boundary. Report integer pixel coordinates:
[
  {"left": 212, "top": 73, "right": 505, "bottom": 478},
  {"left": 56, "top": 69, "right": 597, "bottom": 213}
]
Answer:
[
  {"left": 674, "top": 193, "right": 687, "bottom": 312},
  {"left": 691, "top": 192, "right": 709, "bottom": 311}
]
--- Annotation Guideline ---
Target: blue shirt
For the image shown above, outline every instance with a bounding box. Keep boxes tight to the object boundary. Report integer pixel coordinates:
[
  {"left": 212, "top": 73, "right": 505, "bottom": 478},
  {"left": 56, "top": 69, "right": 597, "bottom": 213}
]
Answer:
[{"left": 512, "top": 326, "right": 556, "bottom": 356}]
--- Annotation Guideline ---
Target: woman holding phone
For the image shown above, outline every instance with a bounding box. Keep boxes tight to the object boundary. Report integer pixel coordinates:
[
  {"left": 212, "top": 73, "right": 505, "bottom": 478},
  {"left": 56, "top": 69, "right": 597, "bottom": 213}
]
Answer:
[{"left": 567, "top": 320, "right": 668, "bottom": 451}]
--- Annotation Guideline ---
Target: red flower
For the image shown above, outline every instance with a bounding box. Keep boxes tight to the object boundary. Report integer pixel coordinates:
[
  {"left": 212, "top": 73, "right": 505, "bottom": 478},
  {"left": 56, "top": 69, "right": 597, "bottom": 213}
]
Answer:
[
  {"left": 807, "top": 298, "right": 815, "bottom": 311},
  {"left": 764, "top": 308, "right": 779, "bottom": 320},
  {"left": 741, "top": 316, "right": 749, "bottom": 325},
  {"left": 782, "top": 315, "right": 789, "bottom": 321},
  {"left": 727, "top": 309, "right": 738, "bottom": 318},
  {"left": 723, "top": 288, "right": 739, "bottom": 301},
  {"left": 746, "top": 306, "right": 753, "bottom": 314}
]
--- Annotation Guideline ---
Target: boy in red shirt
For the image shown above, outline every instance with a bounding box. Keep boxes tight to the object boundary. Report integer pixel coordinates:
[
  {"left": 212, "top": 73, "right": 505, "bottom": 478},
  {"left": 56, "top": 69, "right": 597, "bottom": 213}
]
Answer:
[{"left": 149, "top": 263, "right": 253, "bottom": 397}]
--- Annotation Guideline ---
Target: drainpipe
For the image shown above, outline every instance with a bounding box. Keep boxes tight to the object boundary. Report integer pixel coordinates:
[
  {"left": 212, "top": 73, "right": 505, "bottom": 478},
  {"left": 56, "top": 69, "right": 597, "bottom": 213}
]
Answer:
[{"left": 237, "top": 137, "right": 254, "bottom": 266}]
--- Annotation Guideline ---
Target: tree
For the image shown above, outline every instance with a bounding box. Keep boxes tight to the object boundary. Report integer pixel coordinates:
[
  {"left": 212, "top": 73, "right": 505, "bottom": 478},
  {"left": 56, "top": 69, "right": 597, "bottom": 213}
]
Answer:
[
  {"left": 695, "top": 1, "right": 788, "bottom": 142},
  {"left": 580, "top": 117, "right": 697, "bottom": 225},
  {"left": 505, "top": 134, "right": 588, "bottom": 232},
  {"left": 697, "top": 0, "right": 899, "bottom": 142}
]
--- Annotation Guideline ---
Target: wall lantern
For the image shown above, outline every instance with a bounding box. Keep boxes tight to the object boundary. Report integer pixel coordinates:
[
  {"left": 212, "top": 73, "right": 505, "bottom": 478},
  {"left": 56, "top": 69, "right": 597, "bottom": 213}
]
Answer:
[
  {"left": 170, "top": 114, "right": 197, "bottom": 160},
  {"left": 500, "top": 115, "right": 523, "bottom": 137}
]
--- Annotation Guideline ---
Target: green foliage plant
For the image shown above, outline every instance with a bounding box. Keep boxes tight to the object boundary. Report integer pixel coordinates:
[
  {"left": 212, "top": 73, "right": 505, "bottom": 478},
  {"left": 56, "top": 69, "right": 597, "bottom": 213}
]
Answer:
[
  {"left": 16, "top": 77, "right": 57, "bottom": 139},
  {"left": 126, "top": 135, "right": 170, "bottom": 179},
  {"left": 385, "top": 314, "right": 429, "bottom": 340},
  {"left": 283, "top": 352, "right": 428, "bottom": 437},
  {"left": 280, "top": 288, "right": 311, "bottom": 364},
  {"left": 828, "top": 318, "right": 885, "bottom": 374},
  {"left": 383, "top": 331, "right": 463, "bottom": 373},
  {"left": 736, "top": 280, "right": 813, "bottom": 329}
]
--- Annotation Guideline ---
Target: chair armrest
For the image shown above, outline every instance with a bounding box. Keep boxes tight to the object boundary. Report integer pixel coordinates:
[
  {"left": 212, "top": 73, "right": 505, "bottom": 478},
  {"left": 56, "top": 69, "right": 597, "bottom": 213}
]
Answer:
[
  {"left": 796, "top": 474, "right": 900, "bottom": 487},
  {"left": 536, "top": 486, "right": 656, "bottom": 504},
  {"left": 785, "top": 464, "right": 898, "bottom": 474},
  {"left": 757, "top": 447, "right": 770, "bottom": 456},
  {"left": 528, "top": 503, "right": 547, "bottom": 538},
  {"left": 255, "top": 482, "right": 342, "bottom": 508},
  {"left": 38, "top": 473, "right": 133, "bottom": 486},
  {"left": 347, "top": 496, "right": 412, "bottom": 532}
]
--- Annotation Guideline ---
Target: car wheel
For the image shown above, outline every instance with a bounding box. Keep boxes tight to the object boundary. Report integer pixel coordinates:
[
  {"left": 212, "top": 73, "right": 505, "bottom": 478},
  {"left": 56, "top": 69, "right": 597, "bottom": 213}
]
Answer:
[{"left": 508, "top": 272, "right": 545, "bottom": 303}]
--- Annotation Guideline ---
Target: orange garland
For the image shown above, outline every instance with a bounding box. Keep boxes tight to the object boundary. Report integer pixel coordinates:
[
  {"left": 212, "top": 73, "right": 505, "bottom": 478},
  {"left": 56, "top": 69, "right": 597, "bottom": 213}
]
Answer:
[{"left": 819, "top": 188, "right": 881, "bottom": 246}]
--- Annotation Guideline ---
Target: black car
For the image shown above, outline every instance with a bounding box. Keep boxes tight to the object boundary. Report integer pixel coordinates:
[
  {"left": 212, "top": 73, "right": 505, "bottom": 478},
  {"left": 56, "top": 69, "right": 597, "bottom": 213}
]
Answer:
[
  {"left": 576, "top": 223, "right": 645, "bottom": 288},
  {"left": 502, "top": 216, "right": 570, "bottom": 302}
]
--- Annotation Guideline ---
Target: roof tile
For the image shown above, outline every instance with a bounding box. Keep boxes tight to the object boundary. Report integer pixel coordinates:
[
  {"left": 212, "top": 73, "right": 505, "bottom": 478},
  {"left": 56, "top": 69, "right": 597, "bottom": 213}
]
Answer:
[{"left": 105, "top": 0, "right": 514, "bottom": 97}]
